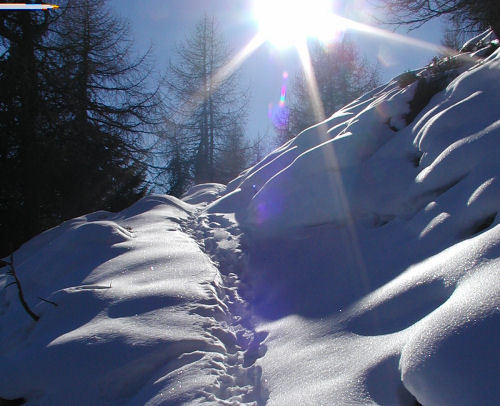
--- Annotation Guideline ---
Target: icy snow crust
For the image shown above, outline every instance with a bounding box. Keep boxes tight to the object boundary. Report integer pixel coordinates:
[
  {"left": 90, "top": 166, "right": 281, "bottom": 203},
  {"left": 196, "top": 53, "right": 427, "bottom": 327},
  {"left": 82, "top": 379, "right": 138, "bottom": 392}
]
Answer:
[{"left": 1, "top": 44, "right": 499, "bottom": 405}]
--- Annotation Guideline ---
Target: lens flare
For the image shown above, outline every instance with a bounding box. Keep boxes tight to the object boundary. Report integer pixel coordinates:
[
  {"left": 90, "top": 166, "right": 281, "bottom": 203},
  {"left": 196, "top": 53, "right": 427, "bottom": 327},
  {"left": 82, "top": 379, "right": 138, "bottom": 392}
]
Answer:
[
  {"left": 249, "top": 1, "right": 466, "bottom": 296},
  {"left": 279, "top": 71, "right": 288, "bottom": 106},
  {"left": 269, "top": 71, "right": 290, "bottom": 130}
]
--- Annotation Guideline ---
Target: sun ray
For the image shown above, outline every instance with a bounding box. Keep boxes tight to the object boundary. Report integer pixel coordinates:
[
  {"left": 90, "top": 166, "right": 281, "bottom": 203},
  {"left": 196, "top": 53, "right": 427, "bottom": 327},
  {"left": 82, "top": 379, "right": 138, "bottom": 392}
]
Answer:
[
  {"left": 187, "top": 4, "right": 469, "bottom": 131},
  {"left": 210, "top": 33, "right": 266, "bottom": 91},
  {"left": 333, "top": 15, "right": 460, "bottom": 57},
  {"left": 253, "top": 0, "right": 467, "bottom": 58},
  {"left": 296, "top": 40, "right": 327, "bottom": 126},
  {"left": 249, "top": 1, "right": 480, "bottom": 295},
  {"left": 296, "top": 40, "right": 371, "bottom": 294}
]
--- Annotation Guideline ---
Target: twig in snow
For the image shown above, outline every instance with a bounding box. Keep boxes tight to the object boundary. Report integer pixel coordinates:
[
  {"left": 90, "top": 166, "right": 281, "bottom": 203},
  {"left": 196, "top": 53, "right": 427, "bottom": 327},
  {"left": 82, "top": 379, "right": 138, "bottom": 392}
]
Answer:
[
  {"left": 37, "top": 297, "right": 58, "bottom": 307},
  {"left": 3, "top": 254, "right": 39, "bottom": 322}
]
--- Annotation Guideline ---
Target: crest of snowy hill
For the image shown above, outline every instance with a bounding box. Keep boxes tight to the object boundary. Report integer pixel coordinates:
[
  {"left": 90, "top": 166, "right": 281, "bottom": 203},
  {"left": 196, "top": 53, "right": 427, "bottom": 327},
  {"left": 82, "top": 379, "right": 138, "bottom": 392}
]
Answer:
[{"left": 1, "top": 33, "right": 499, "bottom": 405}]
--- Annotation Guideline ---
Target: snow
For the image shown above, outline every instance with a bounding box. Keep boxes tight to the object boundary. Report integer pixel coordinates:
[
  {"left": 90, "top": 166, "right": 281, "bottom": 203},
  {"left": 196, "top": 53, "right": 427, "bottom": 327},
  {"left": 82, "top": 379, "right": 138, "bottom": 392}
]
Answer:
[
  {"left": 0, "top": 196, "right": 267, "bottom": 404},
  {"left": 1, "top": 37, "right": 499, "bottom": 405}
]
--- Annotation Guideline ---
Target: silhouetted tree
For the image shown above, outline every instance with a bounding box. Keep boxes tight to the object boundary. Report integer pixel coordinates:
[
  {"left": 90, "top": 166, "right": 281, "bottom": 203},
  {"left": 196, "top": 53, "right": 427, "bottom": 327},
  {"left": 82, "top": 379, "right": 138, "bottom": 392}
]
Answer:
[
  {"left": 161, "top": 15, "right": 249, "bottom": 190},
  {"left": 440, "top": 16, "right": 479, "bottom": 52},
  {"left": 47, "top": 0, "right": 159, "bottom": 219},
  {"left": 0, "top": 2, "right": 54, "bottom": 257},
  {"left": 216, "top": 123, "right": 249, "bottom": 183},
  {"left": 0, "top": 0, "right": 159, "bottom": 257},
  {"left": 250, "top": 130, "right": 271, "bottom": 165},
  {"left": 156, "top": 120, "right": 191, "bottom": 196}
]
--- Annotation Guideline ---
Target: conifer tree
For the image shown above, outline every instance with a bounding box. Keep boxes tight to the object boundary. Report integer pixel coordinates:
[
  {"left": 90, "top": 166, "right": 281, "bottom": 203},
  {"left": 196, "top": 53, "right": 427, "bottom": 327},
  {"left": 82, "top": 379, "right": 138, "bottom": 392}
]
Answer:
[
  {"left": 161, "top": 15, "right": 249, "bottom": 192},
  {"left": 0, "top": 0, "right": 159, "bottom": 257},
  {"left": 0, "top": 3, "right": 54, "bottom": 256},
  {"left": 216, "top": 123, "right": 249, "bottom": 183},
  {"left": 47, "top": 0, "right": 159, "bottom": 219}
]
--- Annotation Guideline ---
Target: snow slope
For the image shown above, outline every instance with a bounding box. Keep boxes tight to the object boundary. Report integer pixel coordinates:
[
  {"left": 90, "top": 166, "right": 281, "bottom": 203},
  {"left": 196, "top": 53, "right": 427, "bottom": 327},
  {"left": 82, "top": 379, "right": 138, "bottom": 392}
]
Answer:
[
  {"left": 1, "top": 35, "right": 499, "bottom": 405},
  {"left": 0, "top": 196, "right": 268, "bottom": 405}
]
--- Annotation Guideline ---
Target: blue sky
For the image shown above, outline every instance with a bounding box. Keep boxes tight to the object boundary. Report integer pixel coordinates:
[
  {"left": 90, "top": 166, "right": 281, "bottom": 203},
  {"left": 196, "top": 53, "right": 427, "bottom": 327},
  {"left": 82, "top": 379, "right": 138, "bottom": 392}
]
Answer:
[{"left": 109, "top": 0, "right": 446, "bottom": 145}]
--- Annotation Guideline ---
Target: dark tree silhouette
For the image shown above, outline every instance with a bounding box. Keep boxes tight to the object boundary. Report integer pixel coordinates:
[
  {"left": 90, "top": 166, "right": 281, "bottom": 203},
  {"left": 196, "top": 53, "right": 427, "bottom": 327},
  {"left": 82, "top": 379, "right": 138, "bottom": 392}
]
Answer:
[
  {"left": 216, "top": 123, "right": 250, "bottom": 183},
  {"left": 0, "top": 3, "right": 54, "bottom": 257},
  {"left": 0, "top": 0, "right": 160, "bottom": 257},
  {"left": 46, "top": 0, "right": 160, "bottom": 219},
  {"left": 442, "top": 21, "right": 471, "bottom": 51}
]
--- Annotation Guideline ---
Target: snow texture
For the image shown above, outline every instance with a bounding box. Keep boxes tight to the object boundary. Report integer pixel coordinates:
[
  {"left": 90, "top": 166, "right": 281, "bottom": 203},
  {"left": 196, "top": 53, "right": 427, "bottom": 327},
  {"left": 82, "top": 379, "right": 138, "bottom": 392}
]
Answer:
[{"left": 1, "top": 37, "right": 499, "bottom": 405}]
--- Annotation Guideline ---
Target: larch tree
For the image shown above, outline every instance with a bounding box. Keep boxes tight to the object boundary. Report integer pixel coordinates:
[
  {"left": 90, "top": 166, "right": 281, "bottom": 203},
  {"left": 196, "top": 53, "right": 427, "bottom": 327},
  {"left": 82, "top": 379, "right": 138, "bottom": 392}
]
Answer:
[
  {"left": 158, "top": 120, "right": 191, "bottom": 197},
  {"left": 47, "top": 0, "right": 160, "bottom": 219},
  {"left": 215, "top": 123, "right": 250, "bottom": 184},
  {"left": 161, "top": 15, "right": 249, "bottom": 192},
  {"left": 0, "top": 2, "right": 54, "bottom": 256}
]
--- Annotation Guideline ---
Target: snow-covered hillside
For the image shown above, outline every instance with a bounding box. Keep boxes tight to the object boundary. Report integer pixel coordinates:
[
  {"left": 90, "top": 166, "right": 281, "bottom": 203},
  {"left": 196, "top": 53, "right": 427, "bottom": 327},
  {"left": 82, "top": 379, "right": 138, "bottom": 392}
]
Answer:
[{"left": 1, "top": 34, "right": 499, "bottom": 405}]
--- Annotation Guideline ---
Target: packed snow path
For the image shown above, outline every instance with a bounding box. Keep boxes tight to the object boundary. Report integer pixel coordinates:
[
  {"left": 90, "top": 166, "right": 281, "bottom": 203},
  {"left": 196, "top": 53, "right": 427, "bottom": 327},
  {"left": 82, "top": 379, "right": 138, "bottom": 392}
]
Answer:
[{"left": 180, "top": 206, "right": 270, "bottom": 404}]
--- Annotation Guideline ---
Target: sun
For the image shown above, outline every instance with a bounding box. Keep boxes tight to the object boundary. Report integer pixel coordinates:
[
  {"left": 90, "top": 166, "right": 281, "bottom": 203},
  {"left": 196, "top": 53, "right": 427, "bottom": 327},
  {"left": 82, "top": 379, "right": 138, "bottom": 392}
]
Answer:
[{"left": 253, "top": 0, "right": 343, "bottom": 49}]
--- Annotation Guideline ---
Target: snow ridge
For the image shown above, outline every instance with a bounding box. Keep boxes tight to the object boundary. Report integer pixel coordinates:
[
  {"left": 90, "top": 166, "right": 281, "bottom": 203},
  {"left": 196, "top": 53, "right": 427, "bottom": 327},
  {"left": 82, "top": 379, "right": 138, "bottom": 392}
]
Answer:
[{"left": 181, "top": 209, "right": 269, "bottom": 405}]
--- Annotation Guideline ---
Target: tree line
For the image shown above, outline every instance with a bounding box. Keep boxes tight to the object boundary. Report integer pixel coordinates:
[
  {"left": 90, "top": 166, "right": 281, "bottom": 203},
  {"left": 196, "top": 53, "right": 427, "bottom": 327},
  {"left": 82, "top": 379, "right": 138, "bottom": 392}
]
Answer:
[
  {"left": 0, "top": 2, "right": 259, "bottom": 257},
  {"left": 0, "top": 0, "right": 158, "bottom": 257},
  {"left": 1, "top": 0, "right": 499, "bottom": 257}
]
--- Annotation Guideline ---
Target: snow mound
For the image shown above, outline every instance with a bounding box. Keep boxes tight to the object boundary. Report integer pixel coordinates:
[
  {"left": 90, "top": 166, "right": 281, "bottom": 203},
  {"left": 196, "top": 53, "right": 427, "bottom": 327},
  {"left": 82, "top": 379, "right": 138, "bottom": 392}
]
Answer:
[
  {"left": 207, "top": 40, "right": 500, "bottom": 405},
  {"left": 210, "top": 46, "right": 500, "bottom": 241},
  {"left": 181, "top": 183, "right": 227, "bottom": 205}
]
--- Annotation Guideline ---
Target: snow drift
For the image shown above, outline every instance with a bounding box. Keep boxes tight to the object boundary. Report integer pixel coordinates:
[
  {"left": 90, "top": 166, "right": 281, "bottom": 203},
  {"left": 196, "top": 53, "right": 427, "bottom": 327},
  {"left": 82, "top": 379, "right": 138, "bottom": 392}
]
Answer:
[{"left": 1, "top": 34, "right": 499, "bottom": 405}]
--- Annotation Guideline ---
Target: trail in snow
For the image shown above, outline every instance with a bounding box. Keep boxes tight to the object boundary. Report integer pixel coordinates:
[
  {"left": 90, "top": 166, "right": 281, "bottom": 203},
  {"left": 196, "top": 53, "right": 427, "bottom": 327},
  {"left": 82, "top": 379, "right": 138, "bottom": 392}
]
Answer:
[
  {"left": 0, "top": 194, "right": 269, "bottom": 405},
  {"left": 180, "top": 208, "right": 269, "bottom": 405}
]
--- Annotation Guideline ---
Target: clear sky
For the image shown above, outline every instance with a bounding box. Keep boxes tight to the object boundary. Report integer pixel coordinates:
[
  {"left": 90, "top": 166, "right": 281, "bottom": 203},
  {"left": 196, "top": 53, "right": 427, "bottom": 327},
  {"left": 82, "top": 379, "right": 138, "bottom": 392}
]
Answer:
[{"left": 109, "top": 0, "right": 446, "bottom": 144}]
